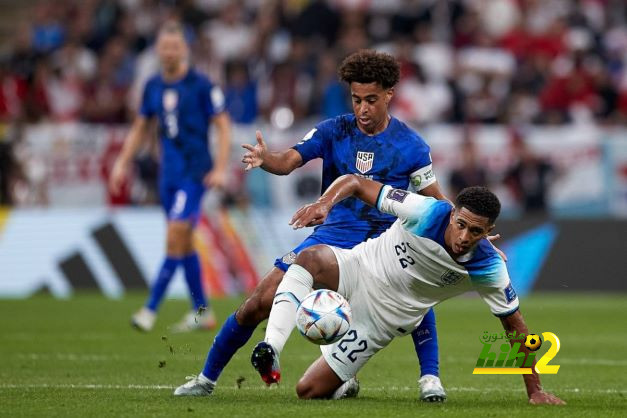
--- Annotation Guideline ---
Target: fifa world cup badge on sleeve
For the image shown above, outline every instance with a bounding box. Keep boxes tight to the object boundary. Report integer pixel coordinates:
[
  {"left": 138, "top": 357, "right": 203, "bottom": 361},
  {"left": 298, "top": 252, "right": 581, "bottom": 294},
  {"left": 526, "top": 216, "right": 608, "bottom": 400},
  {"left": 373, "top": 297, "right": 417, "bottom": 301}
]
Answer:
[
  {"left": 504, "top": 283, "right": 517, "bottom": 304},
  {"left": 387, "top": 189, "right": 409, "bottom": 203},
  {"left": 281, "top": 251, "right": 297, "bottom": 265},
  {"left": 473, "top": 331, "right": 561, "bottom": 375}
]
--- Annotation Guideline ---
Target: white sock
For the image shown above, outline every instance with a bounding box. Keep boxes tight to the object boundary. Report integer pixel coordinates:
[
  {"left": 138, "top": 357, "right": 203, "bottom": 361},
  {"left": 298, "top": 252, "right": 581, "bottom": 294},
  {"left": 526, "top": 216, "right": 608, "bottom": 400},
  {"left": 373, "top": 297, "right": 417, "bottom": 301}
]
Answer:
[
  {"left": 198, "top": 373, "right": 215, "bottom": 385},
  {"left": 265, "top": 264, "right": 313, "bottom": 355}
]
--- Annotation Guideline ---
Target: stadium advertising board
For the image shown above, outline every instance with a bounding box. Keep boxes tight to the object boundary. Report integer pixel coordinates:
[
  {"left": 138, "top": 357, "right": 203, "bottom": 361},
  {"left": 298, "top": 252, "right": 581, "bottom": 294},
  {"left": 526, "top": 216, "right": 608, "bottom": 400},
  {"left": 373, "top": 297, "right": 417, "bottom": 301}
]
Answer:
[{"left": 0, "top": 209, "right": 624, "bottom": 298}]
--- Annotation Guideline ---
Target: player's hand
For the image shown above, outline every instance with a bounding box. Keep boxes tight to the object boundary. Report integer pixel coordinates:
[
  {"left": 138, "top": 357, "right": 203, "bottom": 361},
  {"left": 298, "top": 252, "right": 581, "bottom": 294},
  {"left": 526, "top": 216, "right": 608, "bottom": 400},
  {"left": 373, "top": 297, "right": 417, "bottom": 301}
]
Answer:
[
  {"left": 528, "top": 391, "right": 566, "bottom": 405},
  {"left": 290, "top": 201, "right": 331, "bottom": 229},
  {"left": 487, "top": 234, "right": 508, "bottom": 262},
  {"left": 204, "top": 168, "right": 227, "bottom": 189},
  {"left": 109, "top": 159, "right": 129, "bottom": 195},
  {"left": 241, "top": 130, "right": 267, "bottom": 171}
]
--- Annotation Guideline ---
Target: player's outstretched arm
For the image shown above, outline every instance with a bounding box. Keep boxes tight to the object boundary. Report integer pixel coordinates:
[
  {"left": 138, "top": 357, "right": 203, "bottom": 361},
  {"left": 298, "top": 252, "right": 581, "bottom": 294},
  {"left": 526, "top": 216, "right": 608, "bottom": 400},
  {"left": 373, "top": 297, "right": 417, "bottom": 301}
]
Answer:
[
  {"left": 109, "top": 116, "right": 149, "bottom": 194},
  {"left": 499, "top": 311, "right": 566, "bottom": 405},
  {"left": 241, "top": 130, "right": 303, "bottom": 175},
  {"left": 290, "top": 174, "right": 382, "bottom": 228}
]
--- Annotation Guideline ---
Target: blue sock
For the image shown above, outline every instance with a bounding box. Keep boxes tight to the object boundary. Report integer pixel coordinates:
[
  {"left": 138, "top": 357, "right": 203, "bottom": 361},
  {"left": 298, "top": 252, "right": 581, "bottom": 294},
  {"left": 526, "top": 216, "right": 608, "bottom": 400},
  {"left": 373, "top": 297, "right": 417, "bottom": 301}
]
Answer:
[
  {"left": 412, "top": 308, "right": 440, "bottom": 377},
  {"left": 145, "top": 256, "right": 181, "bottom": 312},
  {"left": 202, "top": 313, "right": 256, "bottom": 381},
  {"left": 182, "top": 252, "right": 208, "bottom": 310}
]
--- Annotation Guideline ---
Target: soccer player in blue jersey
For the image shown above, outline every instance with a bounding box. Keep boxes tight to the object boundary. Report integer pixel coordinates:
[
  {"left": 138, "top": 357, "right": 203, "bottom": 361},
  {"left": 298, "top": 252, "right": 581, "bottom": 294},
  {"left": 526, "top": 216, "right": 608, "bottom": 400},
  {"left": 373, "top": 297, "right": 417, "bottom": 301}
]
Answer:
[
  {"left": 109, "top": 22, "right": 231, "bottom": 332},
  {"left": 260, "top": 177, "right": 564, "bottom": 405},
  {"left": 175, "top": 49, "right": 476, "bottom": 399}
]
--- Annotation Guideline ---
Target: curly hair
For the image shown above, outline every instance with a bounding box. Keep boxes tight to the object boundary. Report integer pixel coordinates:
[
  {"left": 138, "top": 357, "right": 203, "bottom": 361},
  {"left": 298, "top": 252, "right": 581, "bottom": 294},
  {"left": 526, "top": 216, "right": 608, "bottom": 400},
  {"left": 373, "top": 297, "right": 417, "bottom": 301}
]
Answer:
[
  {"left": 338, "top": 49, "right": 400, "bottom": 89},
  {"left": 455, "top": 186, "right": 501, "bottom": 224}
]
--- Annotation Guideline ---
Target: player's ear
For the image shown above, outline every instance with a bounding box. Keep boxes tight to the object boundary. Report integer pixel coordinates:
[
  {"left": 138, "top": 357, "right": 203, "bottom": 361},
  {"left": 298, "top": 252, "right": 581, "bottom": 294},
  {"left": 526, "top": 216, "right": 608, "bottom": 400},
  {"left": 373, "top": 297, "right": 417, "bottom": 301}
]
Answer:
[
  {"left": 386, "top": 88, "right": 394, "bottom": 103},
  {"left": 485, "top": 224, "right": 495, "bottom": 236}
]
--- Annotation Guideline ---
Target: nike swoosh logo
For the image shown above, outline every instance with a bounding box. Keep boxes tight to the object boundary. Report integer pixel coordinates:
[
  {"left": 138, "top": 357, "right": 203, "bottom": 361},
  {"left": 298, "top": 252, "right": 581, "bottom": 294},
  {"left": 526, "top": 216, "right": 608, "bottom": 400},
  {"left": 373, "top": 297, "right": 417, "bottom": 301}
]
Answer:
[
  {"left": 418, "top": 338, "right": 432, "bottom": 346},
  {"left": 274, "top": 300, "right": 290, "bottom": 306},
  {"left": 331, "top": 352, "right": 346, "bottom": 365}
]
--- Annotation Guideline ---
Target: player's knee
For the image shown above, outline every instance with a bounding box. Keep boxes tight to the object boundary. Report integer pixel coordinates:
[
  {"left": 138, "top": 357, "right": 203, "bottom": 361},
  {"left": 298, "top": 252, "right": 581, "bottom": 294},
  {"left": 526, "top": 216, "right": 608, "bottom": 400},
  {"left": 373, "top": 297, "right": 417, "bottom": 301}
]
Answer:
[
  {"left": 294, "top": 246, "right": 327, "bottom": 276},
  {"left": 296, "top": 377, "right": 317, "bottom": 399},
  {"left": 237, "top": 288, "right": 276, "bottom": 325},
  {"left": 236, "top": 269, "right": 283, "bottom": 325},
  {"left": 166, "top": 222, "right": 192, "bottom": 256},
  {"left": 236, "top": 294, "right": 265, "bottom": 326}
]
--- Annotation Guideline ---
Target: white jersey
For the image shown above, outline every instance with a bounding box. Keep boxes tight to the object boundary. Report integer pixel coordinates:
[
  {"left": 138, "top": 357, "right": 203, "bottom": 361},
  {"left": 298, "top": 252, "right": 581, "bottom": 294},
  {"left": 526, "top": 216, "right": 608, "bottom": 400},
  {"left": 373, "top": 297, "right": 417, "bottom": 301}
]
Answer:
[
  {"left": 363, "top": 185, "right": 518, "bottom": 331},
  {"left": 322, "top": 186, "right": 519, "bottom": 381}
]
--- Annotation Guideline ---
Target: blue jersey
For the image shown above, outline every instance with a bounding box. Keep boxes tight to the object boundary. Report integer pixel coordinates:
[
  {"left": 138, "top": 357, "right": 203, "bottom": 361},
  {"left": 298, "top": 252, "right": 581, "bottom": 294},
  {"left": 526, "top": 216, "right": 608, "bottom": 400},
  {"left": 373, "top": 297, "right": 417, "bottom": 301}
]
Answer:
[
  {"left": 293, "top": 114, "right": 435, "bottom": 244},
  {"left": 140, "top": 68, "right": 225, "bottom": 183}
]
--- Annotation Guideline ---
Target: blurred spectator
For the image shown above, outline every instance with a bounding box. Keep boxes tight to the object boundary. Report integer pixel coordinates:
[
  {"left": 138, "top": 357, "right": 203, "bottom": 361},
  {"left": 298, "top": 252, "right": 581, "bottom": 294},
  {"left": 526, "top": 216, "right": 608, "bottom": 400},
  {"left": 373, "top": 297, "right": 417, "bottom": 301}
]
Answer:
[
  {"left": 449, "top": 129, "right": 488, "bottom": 197},
  {"left": 23, "top": 59, "right": 50, "bottom": 122},
  {"left": 81, "top": 58, "right": 129, "bottom": 124},
  {"left": 503, "top": 128, "right": 556, "bottom": 214},
  {"left": 10, "top": 24, "right": 39, "bottom": 81},
  {"left": 31, "top": 2, "right": 66, "bottom": 53},
  {"left": 51, "top": 37, "right": 97, "bottom": 83},
  {"left": 0, "top": 128, "right": 22, "bottom": 205},
  {"left": 203, "top": 2, "right": 253, "bottom": 62},
  {"left": 313, "top": 52, "right": 350, "bottom": 119},
  {"left": 392, "top": 39, "right": 452, "bottom": 125},
  {"left": 0, "top": 0, "right": 624, "bottom": 127},
  {"left": 44, "top": 62, "right": 83, "bottom": 121},
  {"left": 224, "top": 61, "right": 257, "bottom": 124},
  {"left": 0, "top": 60, "right": 28, "bottom": 123}
]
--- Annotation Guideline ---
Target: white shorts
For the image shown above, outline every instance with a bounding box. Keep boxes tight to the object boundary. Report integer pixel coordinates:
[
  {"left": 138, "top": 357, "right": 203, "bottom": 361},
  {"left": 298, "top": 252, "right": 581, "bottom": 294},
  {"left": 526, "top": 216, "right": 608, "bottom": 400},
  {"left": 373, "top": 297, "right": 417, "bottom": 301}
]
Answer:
[{"left": 320, "top": 245, "right": 419, "bottom": 382}]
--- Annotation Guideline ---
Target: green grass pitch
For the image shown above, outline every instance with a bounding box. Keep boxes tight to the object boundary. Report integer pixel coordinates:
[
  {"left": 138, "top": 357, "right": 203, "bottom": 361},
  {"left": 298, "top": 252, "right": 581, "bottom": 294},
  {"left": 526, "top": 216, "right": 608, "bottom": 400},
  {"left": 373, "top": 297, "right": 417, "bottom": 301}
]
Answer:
[{"left": 0, "top": 293, "right": 625, "bottom": 417}]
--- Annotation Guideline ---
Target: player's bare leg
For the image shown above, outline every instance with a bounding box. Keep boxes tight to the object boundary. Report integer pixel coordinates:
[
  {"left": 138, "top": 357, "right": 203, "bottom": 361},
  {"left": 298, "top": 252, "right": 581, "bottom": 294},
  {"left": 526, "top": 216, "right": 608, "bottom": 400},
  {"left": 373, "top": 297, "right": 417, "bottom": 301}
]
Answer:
[
  {"left": 252, "top": 245, "right": 340, "bottom": 384},
  {"left": 296, "top": 356, "right": 344, "bottom": 399},
  {"left": 236, "top": 267, "right": 285, "bottom": 326}
]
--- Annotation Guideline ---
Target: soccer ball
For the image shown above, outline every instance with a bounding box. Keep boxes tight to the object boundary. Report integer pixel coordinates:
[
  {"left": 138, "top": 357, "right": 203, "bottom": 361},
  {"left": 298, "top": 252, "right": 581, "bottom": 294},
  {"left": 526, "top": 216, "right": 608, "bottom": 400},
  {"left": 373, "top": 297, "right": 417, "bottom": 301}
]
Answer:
[
  {"left": 524, "top": 334, "right": 542, "bottom": 351},
  {"left": 296, "top": 289, "right": 352, "bottom": 345}
]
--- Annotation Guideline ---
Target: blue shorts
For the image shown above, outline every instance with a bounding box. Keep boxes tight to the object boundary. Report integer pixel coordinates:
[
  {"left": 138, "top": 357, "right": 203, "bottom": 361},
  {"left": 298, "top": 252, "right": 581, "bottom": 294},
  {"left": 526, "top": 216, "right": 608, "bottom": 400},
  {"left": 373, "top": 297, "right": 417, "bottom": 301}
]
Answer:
[
  {"left": 274, "top": 233, "right": 368, "bottom": 272},
  {"left": 159, "top": 178, "right": 206, "bottom": 225}
]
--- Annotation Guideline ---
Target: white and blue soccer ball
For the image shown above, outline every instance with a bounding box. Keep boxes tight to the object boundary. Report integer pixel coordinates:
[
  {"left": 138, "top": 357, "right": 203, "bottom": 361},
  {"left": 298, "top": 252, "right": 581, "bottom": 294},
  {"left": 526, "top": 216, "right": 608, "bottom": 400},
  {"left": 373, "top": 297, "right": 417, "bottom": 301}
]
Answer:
[{"left": 296, "top": 289, "right": 352, "bottom": 345}]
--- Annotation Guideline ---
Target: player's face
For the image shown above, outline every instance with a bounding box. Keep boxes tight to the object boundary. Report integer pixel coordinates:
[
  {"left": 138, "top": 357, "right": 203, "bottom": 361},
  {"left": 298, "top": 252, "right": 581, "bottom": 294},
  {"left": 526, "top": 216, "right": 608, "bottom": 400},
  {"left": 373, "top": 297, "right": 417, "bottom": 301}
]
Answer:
[
  {"left": 350, "top": 82, "right": 393, "bottom": 135},
  {"left": 446, "top": 207, "right": 494, "bottom": 256},
  {"left": 157, "top": 33, "right": 188, "bottom": 73}
]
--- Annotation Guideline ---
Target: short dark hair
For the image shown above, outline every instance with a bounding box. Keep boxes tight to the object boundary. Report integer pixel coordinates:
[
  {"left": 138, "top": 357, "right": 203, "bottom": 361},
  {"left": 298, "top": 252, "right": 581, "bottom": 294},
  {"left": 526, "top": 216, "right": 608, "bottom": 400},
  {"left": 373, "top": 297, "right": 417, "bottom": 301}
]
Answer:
[
  {"left": 455, "top": 187, "right": 501, "bottom": 224},
  {"left": 158, "top": 21, "right": 185, "bottom": 38},
  {"left": 338, "top": 49, "right": 400, "bottom": 89}
]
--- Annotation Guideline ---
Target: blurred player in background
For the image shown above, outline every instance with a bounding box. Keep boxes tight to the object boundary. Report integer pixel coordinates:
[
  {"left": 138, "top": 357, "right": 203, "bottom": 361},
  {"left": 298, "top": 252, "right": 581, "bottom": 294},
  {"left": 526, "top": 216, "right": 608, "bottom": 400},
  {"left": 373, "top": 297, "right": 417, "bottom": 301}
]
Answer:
[
  {"left": 261, "top": 176, "right": 564, "bottom": 405},
  {"left": 175, "top": 50, "right": 449, "bottom": 401},
  {"left": 109, "top": 22, "right": 231, "bottom": 332}
]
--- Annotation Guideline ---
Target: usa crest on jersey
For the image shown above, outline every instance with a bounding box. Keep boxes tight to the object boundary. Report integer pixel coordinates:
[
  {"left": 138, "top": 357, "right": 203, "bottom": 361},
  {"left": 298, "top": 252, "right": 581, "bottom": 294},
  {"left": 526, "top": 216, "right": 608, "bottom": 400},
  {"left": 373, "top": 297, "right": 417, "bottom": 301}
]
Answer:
[
  {"left": 356, "top": 151, "right": 374, "bottom": 174},
  {"left": 163, "top": 89, "right": 178, "bottom": 111}
]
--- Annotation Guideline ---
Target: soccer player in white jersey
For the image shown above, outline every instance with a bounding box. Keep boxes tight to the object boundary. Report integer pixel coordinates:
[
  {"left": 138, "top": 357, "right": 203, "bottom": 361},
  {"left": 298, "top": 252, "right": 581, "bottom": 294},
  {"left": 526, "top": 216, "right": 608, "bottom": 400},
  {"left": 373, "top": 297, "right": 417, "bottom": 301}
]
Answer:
[{"left": 257, "top": 174, "right": 565, "bottom": 405}]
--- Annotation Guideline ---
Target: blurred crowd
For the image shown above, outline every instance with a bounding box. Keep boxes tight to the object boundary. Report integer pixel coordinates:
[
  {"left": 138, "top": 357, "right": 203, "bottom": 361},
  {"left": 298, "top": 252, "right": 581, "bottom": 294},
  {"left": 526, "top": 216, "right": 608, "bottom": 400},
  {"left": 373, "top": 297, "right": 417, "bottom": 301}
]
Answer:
[
  {"left": 0, "top": 0, "right": 625, "bottom": 127},
  {"left": 0, "top": 0, "right": 626, "bottom": 210}
]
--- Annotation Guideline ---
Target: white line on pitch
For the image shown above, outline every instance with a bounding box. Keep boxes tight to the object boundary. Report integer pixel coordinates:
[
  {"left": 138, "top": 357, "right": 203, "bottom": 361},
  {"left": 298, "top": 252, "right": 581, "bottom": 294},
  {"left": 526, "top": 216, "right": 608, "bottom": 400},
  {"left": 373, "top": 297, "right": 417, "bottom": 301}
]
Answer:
[
  {"left": 0, "top": 384, "right": 624, "bottom": 394},
  {"left": 14, "top": 353, "right": 627, "bottom": 367}
]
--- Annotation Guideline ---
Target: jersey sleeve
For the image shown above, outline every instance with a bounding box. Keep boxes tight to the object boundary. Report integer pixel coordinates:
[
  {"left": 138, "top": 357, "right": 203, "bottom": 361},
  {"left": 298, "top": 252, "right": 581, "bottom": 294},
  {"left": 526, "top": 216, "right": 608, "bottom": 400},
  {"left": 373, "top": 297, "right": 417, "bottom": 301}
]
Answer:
[
  {"left": 139, "top": 80, "right": 155, "bottom": 118},
  {"left": 203, "top": 78, "right": 226, "bottom": 117},
  {"left": 291, "top": 119, "right": 332, "bottom": 164},
  {"left": 470, "top": 255, "right": 520, "bottom": 317},
  {"left": 376, "top": 184, "right": 439, "bottom": 223},
  {"left": 409, "top": 151, "right": 437, "bottom": 192}
]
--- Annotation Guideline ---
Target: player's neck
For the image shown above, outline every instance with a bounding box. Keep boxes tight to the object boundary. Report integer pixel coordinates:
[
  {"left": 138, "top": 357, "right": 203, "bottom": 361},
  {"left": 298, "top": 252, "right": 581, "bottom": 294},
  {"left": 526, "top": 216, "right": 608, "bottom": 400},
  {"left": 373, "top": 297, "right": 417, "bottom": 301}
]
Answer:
[
  {"left": 357, "top": 114, "right": 391, "bottom": 136},
  {"left": 162, "top": 63, "right": 189, "bottom": 83}
]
